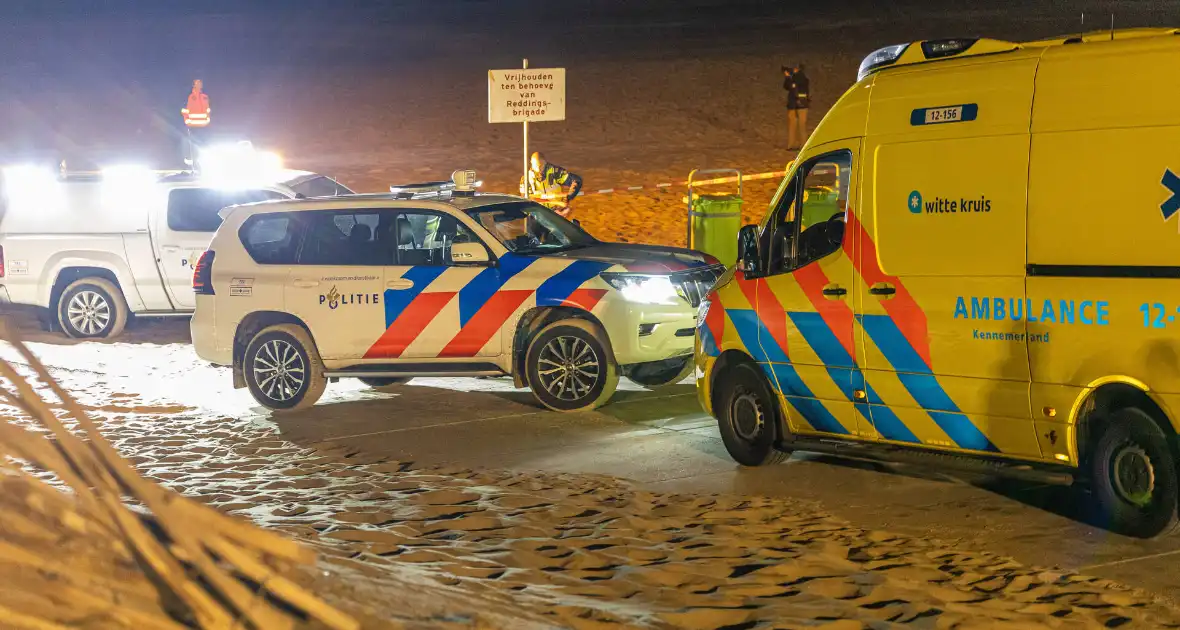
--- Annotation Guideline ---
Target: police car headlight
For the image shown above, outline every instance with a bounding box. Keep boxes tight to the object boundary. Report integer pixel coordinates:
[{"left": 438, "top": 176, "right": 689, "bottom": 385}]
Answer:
[{"left": 600, "top": 273, "right": 682, "bottom": 305}]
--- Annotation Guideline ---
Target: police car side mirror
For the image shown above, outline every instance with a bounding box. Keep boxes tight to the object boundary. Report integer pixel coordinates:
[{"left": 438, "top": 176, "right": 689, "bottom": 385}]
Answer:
[
  {"left": 449, "top": 241, "right": 491, "bottom": 266},
  {"left": 737, "top": 225, "right": 760, "bottom": 274}
]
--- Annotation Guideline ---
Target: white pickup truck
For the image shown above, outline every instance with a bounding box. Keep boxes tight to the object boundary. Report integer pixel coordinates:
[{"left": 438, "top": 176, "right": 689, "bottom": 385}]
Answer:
[{"left": 0, "top": 167, "right": 351, "bottom": 338}]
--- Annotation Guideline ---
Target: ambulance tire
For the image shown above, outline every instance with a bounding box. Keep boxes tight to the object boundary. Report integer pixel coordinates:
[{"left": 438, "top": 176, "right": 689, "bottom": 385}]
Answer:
[
  {"left": 57, "top": 277, "right": 128, "bottom": 339},
  {"left": 1089, "top": 408, "right": 1180, "bottom": 538},
  {"left": 715, "top": 361, "right": 790, "bottom": 467},
  {"left": 244, "top": 324, "right": 327, "bottom": 412},
  {"left": 359, "top": 377, "right": 408, "bottom": 388},
  {"left": 526, "top": 319, "right": 618, "bottom": 413}
]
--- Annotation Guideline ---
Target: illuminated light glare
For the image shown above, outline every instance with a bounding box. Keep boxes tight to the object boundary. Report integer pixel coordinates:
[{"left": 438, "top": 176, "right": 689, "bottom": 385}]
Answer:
[
  {"left": 602, "top": 273, "right": 681, "bottom": 305},
  {"left": 3, "top": 165, "right": 63, "bottom": 214},
  {"left": 199, "top": 142, "right": 283, "bottom": 188},
  {"left": 101, "top": 165, "right": 159, "bottom": 216}
]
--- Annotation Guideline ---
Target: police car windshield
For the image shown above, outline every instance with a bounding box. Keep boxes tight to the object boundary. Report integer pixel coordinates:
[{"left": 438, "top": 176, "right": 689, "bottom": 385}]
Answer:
[{"left": 467, "top": 201, "right": 596, "bottom": 254}]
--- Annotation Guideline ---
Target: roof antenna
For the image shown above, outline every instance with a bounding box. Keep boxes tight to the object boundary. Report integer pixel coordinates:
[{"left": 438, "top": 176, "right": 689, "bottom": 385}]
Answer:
[
  {"left": 1079, "top": 12, "right": 1085, "bottom": 40},
  {"left": 1110, "top": 13, "right": 1115, "bottom": 40}
]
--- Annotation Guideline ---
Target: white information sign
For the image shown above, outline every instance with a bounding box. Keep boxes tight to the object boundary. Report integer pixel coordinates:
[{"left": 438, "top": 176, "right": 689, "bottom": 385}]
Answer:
[{"left": 488, "top": 68, "right": 566, "bottom": 123}]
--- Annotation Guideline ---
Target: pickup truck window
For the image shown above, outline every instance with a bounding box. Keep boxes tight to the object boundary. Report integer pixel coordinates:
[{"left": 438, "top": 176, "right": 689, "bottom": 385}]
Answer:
[
  {"left": 168, "top": 188, "right": 286, "bottom": 233},
  {"left": 240, "top": 212, "right": 300, "bottom": 264}
]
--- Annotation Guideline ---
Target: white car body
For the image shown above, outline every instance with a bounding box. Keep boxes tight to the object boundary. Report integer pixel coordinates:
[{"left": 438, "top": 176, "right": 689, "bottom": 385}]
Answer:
[
  {"left": 0, "top": 169, "right": 350, "bottom": 336},
  {"left": 191, "top": 192, "right": 721, "bottom": 408}
]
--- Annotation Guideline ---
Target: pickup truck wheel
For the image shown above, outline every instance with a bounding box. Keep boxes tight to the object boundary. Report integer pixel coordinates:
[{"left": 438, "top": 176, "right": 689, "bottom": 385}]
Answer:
[
  {"left": 1088, "top": 407, "right": 1180, "bottom": 538},
  {"left": 244, "top": 324, "right": 326, "bottom": 411},
  {"left": 714, "top": 361, "right": 790, "bottom": 466},
  {"left": 57, "top": 278, "right": 128, "bottom": 339},
  {"left": 526, "top": 319, "right": 618, "bottom": 412}
]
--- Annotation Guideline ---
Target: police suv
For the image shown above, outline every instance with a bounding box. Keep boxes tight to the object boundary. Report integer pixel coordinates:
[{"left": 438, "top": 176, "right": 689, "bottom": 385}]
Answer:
[{"left": 191, "top": 171, "right": 721, "bottom": 412}]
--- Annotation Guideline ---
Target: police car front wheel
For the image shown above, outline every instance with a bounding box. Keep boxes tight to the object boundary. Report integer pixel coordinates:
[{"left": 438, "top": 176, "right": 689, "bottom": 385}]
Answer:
[
  {"left": 244, "top": 325, "right": 327, "bottom": 412},
  {"left": 526, "top": 319, "right": 618, "bottom": 413},
  {"left": 715, "top": 361, "right": 790, "bottom": 467},
  {"left": 1088, "top": 408, "right": 1180, "bottom": 538}
]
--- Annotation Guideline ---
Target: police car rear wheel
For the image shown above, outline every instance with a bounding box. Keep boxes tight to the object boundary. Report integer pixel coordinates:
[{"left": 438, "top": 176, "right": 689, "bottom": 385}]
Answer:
[
  {"left": 526, "top": 319, "right": 618, "bottom": 412},
  {"left": 244, "top": 325, "right": 326, "bottom": 412},
  {"left": 716, "top": 362, "right": 790, "bottom": 467},
  {"left": 1089, "top": 408, "right": 1180, "bottom": 538}
]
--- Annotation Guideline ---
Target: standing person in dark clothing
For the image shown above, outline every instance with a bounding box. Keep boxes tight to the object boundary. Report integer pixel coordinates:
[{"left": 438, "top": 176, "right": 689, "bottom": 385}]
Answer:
[{"left": 783, "top": 64, "right": 811, "bottom": 150}]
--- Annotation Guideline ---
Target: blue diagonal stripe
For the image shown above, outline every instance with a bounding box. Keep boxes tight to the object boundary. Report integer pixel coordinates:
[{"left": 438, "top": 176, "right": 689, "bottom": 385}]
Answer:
[
  {"left": 536, "top": 260, "right": 614, "bottom": 307},
  {"left": 859, "top": 314, "right": 997, "bottom": 452},
  {"left": 458, "top": 253, "right": 536, "bottom": 326},
  {"left": 790, "top": 312, "right": 919, "bottom": 443},
  {"left": 383, "top": 266, "right": 448, "bottom": 327},
  {"left": 698, "top": 319, "right": 720, "bottom": 357},
  {"left": 728, "top": 309, "right": 848, "bottom": 435},
  {"left": 1162, "top": 169, "right": 1180, "bottom": 220}
]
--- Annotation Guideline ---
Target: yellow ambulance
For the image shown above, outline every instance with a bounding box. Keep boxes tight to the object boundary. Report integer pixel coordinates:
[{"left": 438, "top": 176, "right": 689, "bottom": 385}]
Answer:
[{"left": 697, "top": 28, "right": 1180, "bottom": 537}]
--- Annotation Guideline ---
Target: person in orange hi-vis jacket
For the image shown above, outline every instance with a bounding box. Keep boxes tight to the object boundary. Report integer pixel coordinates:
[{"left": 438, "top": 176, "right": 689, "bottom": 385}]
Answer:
[{"left": 181, "top": 80, "right": 210, "bottom": 166}]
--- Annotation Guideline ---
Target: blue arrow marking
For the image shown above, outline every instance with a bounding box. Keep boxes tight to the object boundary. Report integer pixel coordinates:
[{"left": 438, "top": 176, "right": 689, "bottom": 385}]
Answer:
[{"left": 1161, "top": 169, "right": 1180, "bottom": 221}]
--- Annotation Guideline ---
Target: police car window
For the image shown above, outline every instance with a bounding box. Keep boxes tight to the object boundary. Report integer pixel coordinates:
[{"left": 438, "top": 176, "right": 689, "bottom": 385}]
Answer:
[
  {"left": 167, "top": 188, "right": 286, "bottom": 232},
  {"left": 240, "top": 213, "right": 300, "bottom": 265},
  {"left": 395, "top": 211, "right": 478, "bottom": 266},
  {"left": 288, "top": 176, "right": 353, "bottom": 198},
  {"left": 296, "top": 210, "right": 395, "bottom": 266},
  {"left": 467, "top": 201, "right": 595, "bottom": 254}
]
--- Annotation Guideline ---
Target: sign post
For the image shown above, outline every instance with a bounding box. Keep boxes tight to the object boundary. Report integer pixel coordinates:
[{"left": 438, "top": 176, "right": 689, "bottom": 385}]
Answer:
[{"left": 488, "top": 61, "right": 566, "bottom": 195}]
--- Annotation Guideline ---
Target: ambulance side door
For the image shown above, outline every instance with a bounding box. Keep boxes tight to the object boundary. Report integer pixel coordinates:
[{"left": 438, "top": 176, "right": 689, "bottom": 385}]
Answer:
[
  {"left": 856, "top": 57, "right": 1041, "bottom": 458},
  {"left": 154, "top": 187, "right": 285, "bottom": 310},
  {"left": 751, "top": 145, "right": 871, "bottom": 439}
]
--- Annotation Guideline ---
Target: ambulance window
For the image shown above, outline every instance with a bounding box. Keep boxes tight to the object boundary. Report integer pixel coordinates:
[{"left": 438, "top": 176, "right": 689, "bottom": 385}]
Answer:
[
  {"left": 240, "top": 213, "right": 300, "bottom": 265},
  {"left": 794, "top": 154, "right": 851, "bottom": 269},
  {"left": 763, "top": 175, "right": 800, "bottom": 272}
]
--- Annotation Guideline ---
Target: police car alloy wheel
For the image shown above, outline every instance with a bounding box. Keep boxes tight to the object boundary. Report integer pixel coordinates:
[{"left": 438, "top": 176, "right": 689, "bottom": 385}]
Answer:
[
  {"left": 244, "top": 324, "right": 327, "bottom": 411},
  {"left": 526, "top": 319, "right": 619, "bottom": 412},
  {"left": 57, "top": 277, "right": 128, "bottom": 339},
  {"left": 1088, "top": 407, "right": 1180, "bottom": 538},
  {"left": 715, "top": 361, "right": 790, "bottom": 467}
]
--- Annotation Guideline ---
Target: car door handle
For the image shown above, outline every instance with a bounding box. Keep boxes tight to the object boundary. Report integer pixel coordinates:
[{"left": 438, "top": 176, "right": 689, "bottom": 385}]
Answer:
[
  {"left": 292, "top": 279, "right": 320, "bottom": 289},
  {"left": 869, "top": 283, "right": 896, "bottom": 297},
  {"left": 821, "top": 284, "right": 847, "bottom": 298},
  {"left": 161, "top": 245, "right": 180, "bottom": 252},
  {"left": 386, "top": 279, "right": 414, "bottom": 290}
]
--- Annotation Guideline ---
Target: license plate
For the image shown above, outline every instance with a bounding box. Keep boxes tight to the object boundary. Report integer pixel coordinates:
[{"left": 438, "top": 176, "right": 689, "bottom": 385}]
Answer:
[{"left": 924, "top": 106, "right": 962, "bottom": 124}]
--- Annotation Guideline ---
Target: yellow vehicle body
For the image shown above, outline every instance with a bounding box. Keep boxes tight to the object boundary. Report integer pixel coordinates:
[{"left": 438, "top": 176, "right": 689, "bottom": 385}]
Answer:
[{"left": 697, "top": 30, "right": 1180, "bottom": 501}]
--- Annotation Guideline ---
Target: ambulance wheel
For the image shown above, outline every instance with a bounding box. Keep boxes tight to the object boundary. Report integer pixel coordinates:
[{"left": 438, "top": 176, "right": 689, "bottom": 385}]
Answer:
[
  {"left": 359, "top": 377, "right": 408, "bottom": 388},
  {"left": 625, "top": 356, "right": 694, "bottom": 389},
  {"left": 1088, "top": 408, "right": 1180, "bottom": 538},
  {"left": 244, "top": 324, "right": 326, "bottom": 412},
  {"left": 526, "top": 319, "right": 618, "bottom": 412},
  {"left": 714, "top": 360, "right": 790, "bottom": 466},
  {"left": 57, "top": 277, "right": 128, "bottom": 339}
]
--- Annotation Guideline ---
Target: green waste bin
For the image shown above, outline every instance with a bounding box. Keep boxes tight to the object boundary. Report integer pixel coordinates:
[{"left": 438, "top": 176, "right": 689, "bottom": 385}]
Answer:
[{"left": 686, "top": 169, "right": 743, "bottom": 267}]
